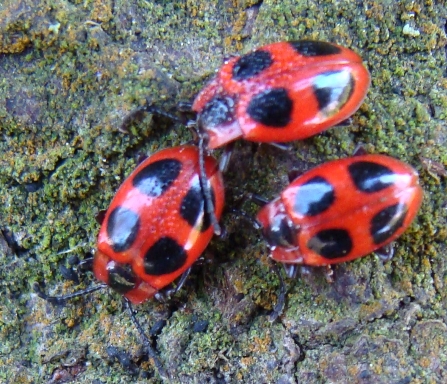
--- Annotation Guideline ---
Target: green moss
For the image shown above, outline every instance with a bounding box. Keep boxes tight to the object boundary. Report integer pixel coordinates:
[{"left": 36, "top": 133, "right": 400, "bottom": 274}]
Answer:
[{"left": 1, "top": 0, "right": 447, "bottom": 382}]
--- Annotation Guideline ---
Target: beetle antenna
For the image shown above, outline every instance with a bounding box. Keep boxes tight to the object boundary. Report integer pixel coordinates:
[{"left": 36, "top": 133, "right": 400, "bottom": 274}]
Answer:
[{"left": 33, "top": 282, "right": 107, "bottom": 305}]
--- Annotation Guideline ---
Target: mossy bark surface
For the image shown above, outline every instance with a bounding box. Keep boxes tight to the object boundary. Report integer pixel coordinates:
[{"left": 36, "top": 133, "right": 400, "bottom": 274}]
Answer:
[{"left": 1, "top": 0, "right": 446, "bottom": 382}]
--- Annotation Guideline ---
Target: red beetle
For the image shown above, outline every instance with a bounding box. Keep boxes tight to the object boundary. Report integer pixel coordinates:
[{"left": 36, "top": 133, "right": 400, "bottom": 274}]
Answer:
[
  {"left": 35, "top": 145, "right": 225, "bottom": 377},
  {"left": 192, "top": 40, "right": 371, "bottom": 149},
  {"left": 93, "top": 145, "right": 225, "bottom": 303},
  {"left": 256, "top": 154, "right": 423, "bottom": 273},
  {"left": 36, "top": 145, "right": 225, "bottom": 303}
]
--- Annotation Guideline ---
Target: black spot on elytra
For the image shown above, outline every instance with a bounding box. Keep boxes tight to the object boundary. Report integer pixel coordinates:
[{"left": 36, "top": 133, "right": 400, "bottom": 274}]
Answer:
[
  {"left": 180, "top": 179, "right": 216, "bottom": 232},
  {"left": 107, "top": 207, "right": 140, "bottom": 252},
  {"left": 247, "top": 88, "right": 293, "bottom": 127},
  {"left": 107, "top": 261, "right": 137, "bottom": 294},
  {"left": 232, "top": 50, "right": 273, "bottom": 81},
  {"left": 313, "top": 70, "right": 354, "bottom": 114},
  {"left": 370, "top": 203, "right": 407, "bottom": 245},
  {"left": 294, "top": 176, "right": 335, "bottom": 216},
  {"left": 289, "top": 41, "right": 341, "bottom": 56},
  {"left": 199, "top": 97, "right": 235, "bottom": 129},
  {"left": 132, "top": 159, "right": 182, "bottom": 197},
  {"left": 348, "top": 161, "right": 395, "bottom": 193},
  {"left": 307, "top": 228, "right": 353, "bottom": 259},
  {"left": 144, "top": 237, "right": 187, "bottom": 275}
]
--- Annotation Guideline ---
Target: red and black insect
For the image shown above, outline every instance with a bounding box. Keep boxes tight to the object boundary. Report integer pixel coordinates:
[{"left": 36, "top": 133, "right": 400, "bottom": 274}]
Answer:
[
  {"left": 192, "top": 40, "right": 371, "bottom": 149},
  {"left": 37, "top": 145, "right": 224, "bottom": 302},
  {"left": 255, "top": 154, "right": 423, "bottom": 274},
  {"left": 93, "top": 144, "right": 225, "bottom": 304},
  {"left": 35, "top": 145, "right": 225, "bottom": 378}
]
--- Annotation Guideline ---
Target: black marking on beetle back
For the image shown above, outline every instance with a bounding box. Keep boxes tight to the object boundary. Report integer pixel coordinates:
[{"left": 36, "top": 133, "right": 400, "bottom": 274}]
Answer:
[
  {"left": 132, "top": 159, "right": 182, "bottom": 197},
  {"left": 290, "top": 41, "right": 341, "bottom": 56},
  {"left": 144, "top": 237, "right": 187, "bottom": 276},
  {"left": 313, "top": 70, "right": 354, "bottom": 114},
  {"left": 348, "top": 161, "right": 395, "bottom": 193},
  {"left": 247, "top": 88, "right": 293, "bottom": 127},
  {"left": 180, "top": 179, "right": 216, "bottom": 232},
  {"left": 107, "top": 262, "right": 137, "bottom": 294},
  {"left": 307, "top": 228, "right": 353, "bottom": 259},
  {"left": 294, "top": 176, "right": 335, "bottom": 216},
  {"left": 199, "top": 97, "right": 235, "bottom": 129},
  {"left": 370, "top": 203, "right": 407, "bottom": 245},
  {"left": 232, "top": 50, "right": 273, "bottom": 81},
  {"left": 107, "top": 206, "right": 140, "bottom": 253}
]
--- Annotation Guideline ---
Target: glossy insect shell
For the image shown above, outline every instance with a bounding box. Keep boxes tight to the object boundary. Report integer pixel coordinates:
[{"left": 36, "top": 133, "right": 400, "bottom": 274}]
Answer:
[
  {"left": 256, "top": 154, "right": 423, "bottom": 266},
  {"left": 94, "top": 145, "right": 225, "bottom": 304},
  {"left": 192, "top": 41, "right": 371, "bottom": 149}
]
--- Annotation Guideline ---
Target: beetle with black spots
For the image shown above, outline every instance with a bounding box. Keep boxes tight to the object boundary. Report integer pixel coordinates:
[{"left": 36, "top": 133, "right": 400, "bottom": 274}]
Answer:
[
  {"left": 92, "top": 144, "right": 225, "bottom": 303},
  {"left": 35, "top": 145, "right": 225, "bottom": 378},
  {"left": 192, "top": 40, "right": 371, "bottom": 149},
  {"left": 255, "top": 154, "right": 423, "bottom": 275}
]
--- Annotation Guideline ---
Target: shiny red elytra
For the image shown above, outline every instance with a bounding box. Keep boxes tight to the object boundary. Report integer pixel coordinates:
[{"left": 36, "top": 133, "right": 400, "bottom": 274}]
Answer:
[
  {"left": 34, "top": 145, "right": 224, "bottom": 379},
  {"left": 192, "top": 40, "right": 371, "bottom": 149},
  {"left": 94, "top": 145, "right": 225, "bottom": 304},
  {"left": 256, "top": 154, "right": 423, "bottom": 268}
]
